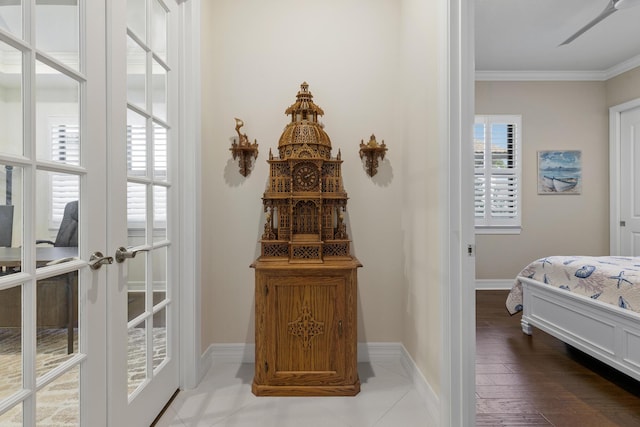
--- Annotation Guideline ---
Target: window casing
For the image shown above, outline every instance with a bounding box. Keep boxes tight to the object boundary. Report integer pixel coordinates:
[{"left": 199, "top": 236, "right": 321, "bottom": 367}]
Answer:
[{"left": 474, "top": 115, "right": 521, "bottom": 234}]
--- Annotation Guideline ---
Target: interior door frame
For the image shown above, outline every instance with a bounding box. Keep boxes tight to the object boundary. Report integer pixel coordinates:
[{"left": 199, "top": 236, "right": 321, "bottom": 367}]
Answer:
[
  {"left": 609, "top": 97, "right": 640, "bottom": 255},
  {"left": 177, "top": 0, "right": 203, "bottom": 390},
  {"left": 443, "top": 0, "right": 476, "bottom": 425}
]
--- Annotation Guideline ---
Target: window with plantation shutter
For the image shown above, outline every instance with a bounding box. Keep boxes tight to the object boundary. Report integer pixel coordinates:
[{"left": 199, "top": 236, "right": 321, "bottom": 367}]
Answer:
[{"left": 474, "top": 115, "right": 521, "bottom": 234}]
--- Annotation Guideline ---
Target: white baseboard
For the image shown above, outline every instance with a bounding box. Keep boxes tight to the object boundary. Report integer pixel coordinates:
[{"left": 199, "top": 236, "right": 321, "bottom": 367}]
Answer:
[
  {"left": 207, "top": 343, "right": 256, "bottom": 364},
  {"left": 357, "top": 342, "right": 404, "bottom": 362},
  {"left": 399, "top": 346, "right": 440, "bottom": 426},
  {"left": 200, "top": 342, "right": 439, "bottom": 424},
  {"left": 475, "top": 279, "right": 513, "bottom": 290},
  {"left": 197, "top": 343, "right": 214, "bottom": 384}
]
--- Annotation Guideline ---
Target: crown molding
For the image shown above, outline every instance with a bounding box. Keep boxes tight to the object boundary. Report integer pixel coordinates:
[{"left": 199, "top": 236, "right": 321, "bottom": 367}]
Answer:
[
  {"left": 476, "top": 53, "right": 640, "bottom": 82},
  {"left": 475, "top": 70, "right": 607, "bottom": 81},
  {"left": 604, "top": 53, "right": 640, "bottom": 80}
]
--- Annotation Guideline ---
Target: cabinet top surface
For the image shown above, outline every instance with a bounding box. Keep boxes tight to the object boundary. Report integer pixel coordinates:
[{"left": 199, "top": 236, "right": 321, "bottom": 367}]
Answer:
[{"left": 251, "top": 257, "right": 362, "bottom": 270}]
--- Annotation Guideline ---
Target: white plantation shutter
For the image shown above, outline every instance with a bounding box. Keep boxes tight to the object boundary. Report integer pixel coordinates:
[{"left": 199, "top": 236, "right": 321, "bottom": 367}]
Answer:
[
  {"left": 127, "top": 123, "right": 147, "bottom": 224},
  {"left": 51, "top": 123, "right": 167, "bottom": 228},
  {"left": 126, "top": 123, "right": 167, "bottom": 226},
  {"left": 51, "top": 124, "right": 80, "bottom": 224},
  {"left": 474, "top": 115, "right": 521, "bottom": 233}
]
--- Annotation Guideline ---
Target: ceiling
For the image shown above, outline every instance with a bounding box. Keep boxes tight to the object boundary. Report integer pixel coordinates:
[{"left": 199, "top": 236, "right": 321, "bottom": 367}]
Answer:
[{"left": 475, "top": 0, "right": 640, "bottom": 80}]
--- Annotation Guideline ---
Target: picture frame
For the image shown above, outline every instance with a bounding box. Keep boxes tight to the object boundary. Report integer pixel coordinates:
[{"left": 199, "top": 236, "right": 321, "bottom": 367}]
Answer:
[{"left": 537, "top": 150, "right": 582, "bottom": 195}]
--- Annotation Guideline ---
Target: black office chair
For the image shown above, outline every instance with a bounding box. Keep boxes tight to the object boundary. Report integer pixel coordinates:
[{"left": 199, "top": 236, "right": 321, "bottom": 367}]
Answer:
[
  {"left": 0, "top": 204, "right": 13, "bottom": 248},
  {"left": 0, "top": 205, "right": 14, "bottom": 276},
  {"left": 37, "top": 200, "right": 78, "bottom": 248},
  {"left": 36, "top": 200, "right": 78, "bottom": 354}
]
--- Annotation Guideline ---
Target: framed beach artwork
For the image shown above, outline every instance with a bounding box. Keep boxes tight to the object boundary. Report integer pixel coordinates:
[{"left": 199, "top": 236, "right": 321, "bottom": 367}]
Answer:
[{"left": 538, "top": 150, "right": 582, "bottom": 194}]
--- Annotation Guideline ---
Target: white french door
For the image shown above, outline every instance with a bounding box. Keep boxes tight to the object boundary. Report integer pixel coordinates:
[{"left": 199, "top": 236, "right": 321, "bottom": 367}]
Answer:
[
  {"left": 0, "top": 0, "right": 108, "bottom": 425},
  {"left": 0, "top": 0, "right": 181, "bottom": 425},
  {"left": 106, "top": 0, "right": 180, "bottom": 425}
]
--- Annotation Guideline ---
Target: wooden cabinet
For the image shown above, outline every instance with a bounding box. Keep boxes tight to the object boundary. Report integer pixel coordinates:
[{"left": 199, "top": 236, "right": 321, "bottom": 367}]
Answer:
[
  {"left": 252, "top": 259, "right": 361, "bottom": 396},
  {"left": 251, "top": 83, "right": 361, "bottom": 396}
]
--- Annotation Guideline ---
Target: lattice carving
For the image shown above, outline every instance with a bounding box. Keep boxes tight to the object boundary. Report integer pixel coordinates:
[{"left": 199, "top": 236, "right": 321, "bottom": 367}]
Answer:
[
  {"left": 262, "top": 243, "right": 289, "bottom": 258},
  {"left": 322, "top": 163, "right": 335, "bottom": 176},
  {"left": 287, "top": 305, "right": 325, "bottom": 349},
  {"left": 292, "top": 245, "right": 321, "bottom": 260},
  {"left": 324, "top": 243, "right": 349, "bottom": 257},
  {"left": 295, "top": 127, "right": 313, "bottom": 144}
]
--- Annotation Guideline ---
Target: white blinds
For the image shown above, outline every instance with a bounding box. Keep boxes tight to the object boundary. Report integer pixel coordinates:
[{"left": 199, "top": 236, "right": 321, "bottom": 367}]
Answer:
[{"left": 474, "top": 115, "right": 521, "bottom": 230}]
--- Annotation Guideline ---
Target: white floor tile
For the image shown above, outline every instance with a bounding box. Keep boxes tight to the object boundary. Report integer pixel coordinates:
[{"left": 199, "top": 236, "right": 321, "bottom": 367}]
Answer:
[
  {"left": 373, "top": 389, "right": 437, "bottom": 427},
  {"left": 152, "top": 405, "right": 186, "bottom": 427},
  {"left": 155, "top": 361, "right": 432, "bottom": 427}
]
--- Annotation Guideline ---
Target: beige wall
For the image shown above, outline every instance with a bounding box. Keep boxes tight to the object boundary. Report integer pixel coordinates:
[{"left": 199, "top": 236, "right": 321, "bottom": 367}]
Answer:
[
  {"left": 399, "top": 0, "right": 443, "bottom": 393},
  {"left": 606, "top": 67, "right": 640, "bottom": 107},
  {"left": 200, "top": 0, "right": 443, "bottom": 394},
  {"left": 475, "top": 81, "right": 610, "bottom": 279}
]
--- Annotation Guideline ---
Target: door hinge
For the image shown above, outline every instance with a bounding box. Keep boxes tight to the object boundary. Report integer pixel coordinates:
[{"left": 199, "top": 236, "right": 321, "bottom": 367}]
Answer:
[
  {"left": 264, "top": 361, "right": 269, "bottom": 372},
  {"left": 264, "top": 285, "right": 269, "bottom": 296},
  {"left": 467, "top": 244, "right": 475, "bottom": 256},
  {"left": 621, "top": 220, "right": 626, "bottom": 227}
]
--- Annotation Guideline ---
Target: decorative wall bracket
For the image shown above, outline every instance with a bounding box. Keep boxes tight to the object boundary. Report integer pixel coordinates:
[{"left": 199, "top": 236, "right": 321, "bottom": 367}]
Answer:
[
  {"left": 230, "top": 117, "right": 259, "bottom": 177},
  {"left": 359, "top": 134, "right": 387, "bottom": 177}
]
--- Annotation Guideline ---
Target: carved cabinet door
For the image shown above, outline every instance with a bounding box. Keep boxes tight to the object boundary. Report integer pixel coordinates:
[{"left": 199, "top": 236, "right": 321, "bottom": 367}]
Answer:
[
  {"left": 267, "top": 276, "right": 346, "bottom": 384},
  {"left": 252, "top": 261, "right": 360, "bottom": 396}
]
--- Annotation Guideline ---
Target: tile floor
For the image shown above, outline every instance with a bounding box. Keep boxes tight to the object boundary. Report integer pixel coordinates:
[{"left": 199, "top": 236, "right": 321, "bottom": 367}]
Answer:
[{"left": 154, "top": 360, "right": 436, "bottom": 427}]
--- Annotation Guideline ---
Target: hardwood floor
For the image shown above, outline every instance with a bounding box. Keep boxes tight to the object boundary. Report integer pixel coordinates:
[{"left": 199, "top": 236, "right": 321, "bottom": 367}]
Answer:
[{"left": 476, "top": 290, "right": 640, "bottom": 426}]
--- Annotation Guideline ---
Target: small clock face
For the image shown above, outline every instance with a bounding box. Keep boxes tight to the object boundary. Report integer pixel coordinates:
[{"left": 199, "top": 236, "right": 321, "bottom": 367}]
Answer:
[{"left": 294, "top": 164, "right": 319, "bottom": 190}]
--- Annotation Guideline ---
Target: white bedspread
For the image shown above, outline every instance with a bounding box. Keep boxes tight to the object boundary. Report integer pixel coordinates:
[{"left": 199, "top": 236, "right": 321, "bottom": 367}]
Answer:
[{"left": 506, "top": 256, "right": 640, "bottom": 315}]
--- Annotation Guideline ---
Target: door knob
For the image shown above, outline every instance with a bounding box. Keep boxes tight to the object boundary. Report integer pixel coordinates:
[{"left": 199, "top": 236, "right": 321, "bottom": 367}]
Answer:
[
  {"left": 89, "top": 251, "right": 114, "bottom": 270},
  {"left": 115, "top": 246, "right": 151, "bottom": 263}
]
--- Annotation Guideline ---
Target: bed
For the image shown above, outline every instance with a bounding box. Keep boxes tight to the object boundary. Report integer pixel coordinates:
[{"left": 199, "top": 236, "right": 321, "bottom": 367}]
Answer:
[{"left": 506, "top": 255, "right": 640, "bottom": 382}]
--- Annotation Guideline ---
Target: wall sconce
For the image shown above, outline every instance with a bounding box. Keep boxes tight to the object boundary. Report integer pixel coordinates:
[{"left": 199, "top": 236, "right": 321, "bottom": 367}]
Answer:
[
  {"left": 230, "top": 118, "right": 259, "bottom": 177},
  {"left": 359, "top": 134, "right": 387, "bottom": 177}
]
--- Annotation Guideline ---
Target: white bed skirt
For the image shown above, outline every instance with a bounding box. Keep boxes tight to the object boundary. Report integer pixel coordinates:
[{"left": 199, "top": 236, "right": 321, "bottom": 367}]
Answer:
[{"left": 520, "top": 276, "right": 640, "bottom": 382}]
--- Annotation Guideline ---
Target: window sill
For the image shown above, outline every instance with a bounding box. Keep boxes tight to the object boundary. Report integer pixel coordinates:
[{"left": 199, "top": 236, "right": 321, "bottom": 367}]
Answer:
[{"left": 475, "top": 226, "right": 521, "bottom": 235}]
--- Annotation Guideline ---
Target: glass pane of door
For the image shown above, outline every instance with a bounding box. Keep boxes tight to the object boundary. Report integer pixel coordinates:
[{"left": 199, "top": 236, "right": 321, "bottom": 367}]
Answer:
[
  {"left": 0, "top": 2, "right": 21, "bottom": 39},
  {"left": 0, "top": 39, "right": 23, "bottom": 157},
  {"left": 35, "top": 1, "right": 79, "bottom": 70},
  {"left": 0, "top": 286, "right": 22, "bottom": 400}
]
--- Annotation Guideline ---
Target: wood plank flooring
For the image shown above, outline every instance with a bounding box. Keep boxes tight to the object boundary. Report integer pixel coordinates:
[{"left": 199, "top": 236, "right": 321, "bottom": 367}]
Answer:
[{"left": 476, "top": 290, "right": 640, "bottom": 426}]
